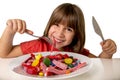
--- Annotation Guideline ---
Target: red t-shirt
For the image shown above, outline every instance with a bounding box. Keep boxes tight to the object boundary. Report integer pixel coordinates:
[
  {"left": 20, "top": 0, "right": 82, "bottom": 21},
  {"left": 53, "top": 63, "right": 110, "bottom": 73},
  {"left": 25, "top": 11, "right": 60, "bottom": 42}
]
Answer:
[{"left": 20, "top": 37, "right": 90, "bottom": 56}]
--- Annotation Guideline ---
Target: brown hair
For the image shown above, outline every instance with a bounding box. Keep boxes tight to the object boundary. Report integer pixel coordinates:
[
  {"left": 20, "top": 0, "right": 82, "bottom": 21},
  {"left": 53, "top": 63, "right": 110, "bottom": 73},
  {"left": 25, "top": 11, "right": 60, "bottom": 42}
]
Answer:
[{"left": 43, "top": 3, "right": 85, "bottom": 53}]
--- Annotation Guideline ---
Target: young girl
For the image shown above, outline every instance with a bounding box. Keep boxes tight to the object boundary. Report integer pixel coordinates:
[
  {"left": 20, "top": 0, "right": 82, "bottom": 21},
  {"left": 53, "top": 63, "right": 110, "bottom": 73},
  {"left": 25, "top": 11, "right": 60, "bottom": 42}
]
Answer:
[{"left": 0, "top": 3, "right": 117, "bottom": 58}]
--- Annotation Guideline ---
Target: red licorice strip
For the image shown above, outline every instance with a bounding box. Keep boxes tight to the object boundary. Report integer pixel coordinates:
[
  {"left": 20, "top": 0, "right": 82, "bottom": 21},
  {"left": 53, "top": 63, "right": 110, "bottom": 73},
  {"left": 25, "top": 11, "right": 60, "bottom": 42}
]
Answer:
[{"left": 50, "top": 38, "right": 56, "bottom": 53}]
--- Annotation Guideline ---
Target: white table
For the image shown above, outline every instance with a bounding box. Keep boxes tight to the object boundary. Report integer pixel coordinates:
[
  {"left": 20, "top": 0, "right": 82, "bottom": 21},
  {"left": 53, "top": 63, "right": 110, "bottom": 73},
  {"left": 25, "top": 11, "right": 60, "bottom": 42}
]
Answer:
[{"left": 0, "top": 58, "right": 120, "bottom": 80}]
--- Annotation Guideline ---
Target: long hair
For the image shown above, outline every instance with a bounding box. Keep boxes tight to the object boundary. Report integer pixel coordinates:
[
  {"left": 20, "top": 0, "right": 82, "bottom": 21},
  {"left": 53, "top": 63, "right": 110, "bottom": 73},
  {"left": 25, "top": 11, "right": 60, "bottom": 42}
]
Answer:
[{"left": 43, "top": 3, "right": 85, "bottom": 53}]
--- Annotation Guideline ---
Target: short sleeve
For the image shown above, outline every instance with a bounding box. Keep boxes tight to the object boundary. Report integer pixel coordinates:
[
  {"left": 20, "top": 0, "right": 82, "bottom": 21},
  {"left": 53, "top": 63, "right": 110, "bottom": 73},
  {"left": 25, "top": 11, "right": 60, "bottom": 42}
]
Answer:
[
  {"left": 20, "top": 39, "right": 43, "bottom": 54},
  {"left": 20, "top": 37, "right": 59, "bottom": 54},
  {"left": 81, "top": 48, "right": 90, "bottom": 56}
]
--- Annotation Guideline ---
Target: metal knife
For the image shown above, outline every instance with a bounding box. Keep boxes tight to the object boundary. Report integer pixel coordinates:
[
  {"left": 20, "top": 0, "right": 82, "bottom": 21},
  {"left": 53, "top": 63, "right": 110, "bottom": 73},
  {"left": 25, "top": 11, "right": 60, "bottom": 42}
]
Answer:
[{"left": 92, "top": 16, "right": 105, "bottom": 41}]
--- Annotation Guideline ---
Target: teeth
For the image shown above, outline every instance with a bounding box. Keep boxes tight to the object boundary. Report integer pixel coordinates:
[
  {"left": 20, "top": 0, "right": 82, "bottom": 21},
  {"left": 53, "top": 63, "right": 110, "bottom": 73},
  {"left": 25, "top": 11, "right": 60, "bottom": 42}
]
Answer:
[{"left": 55, "top": 38, "right": 63, "bottom": 43}]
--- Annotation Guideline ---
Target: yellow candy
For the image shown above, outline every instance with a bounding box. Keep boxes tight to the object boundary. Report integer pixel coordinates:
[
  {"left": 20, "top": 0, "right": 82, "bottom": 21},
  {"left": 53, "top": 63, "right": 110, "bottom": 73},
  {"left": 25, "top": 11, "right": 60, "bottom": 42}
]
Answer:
[
  {"left": 35, "top": 54, "right": 42, "bottom": 60},
  {"left": 32, "top": 59, "right": 39, "bottom": 66},
  {"left": 64, "top": 58, "right": 73, "bottom": 64},
  {"left": 39, "top": 72, "right": 44, "bottom": 76},
  {"left": 32, "top": 54, "right": 42, "bottom": 67}
]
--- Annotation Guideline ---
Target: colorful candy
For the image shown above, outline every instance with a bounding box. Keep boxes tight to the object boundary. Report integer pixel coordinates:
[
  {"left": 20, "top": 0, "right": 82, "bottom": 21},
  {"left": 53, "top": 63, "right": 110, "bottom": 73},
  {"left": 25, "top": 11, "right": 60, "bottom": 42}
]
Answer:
[
  {"left": 64, "top": 58, "right": 73, "bottom": 64},
  {"left": 39, "top": 72, "right": 44, "bottom": 76},
  {"left": 43, "top": 58, "right": 51, "bottom": 67},
  {"left": 22, "top": 53, "right": 87, "bottom": 76}
]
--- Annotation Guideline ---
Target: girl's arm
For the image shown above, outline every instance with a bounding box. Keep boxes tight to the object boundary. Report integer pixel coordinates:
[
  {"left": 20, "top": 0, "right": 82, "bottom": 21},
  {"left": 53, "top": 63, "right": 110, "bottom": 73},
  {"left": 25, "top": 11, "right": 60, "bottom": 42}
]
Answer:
[
  {"left": 0, "top": 26, "right": 22, "bottom": 58},
  {"left": 88, "top": 53, "right": 97, "bottom": 58},
  {"left": 0, "top": 19, "right": 33, "bottom": 58}
]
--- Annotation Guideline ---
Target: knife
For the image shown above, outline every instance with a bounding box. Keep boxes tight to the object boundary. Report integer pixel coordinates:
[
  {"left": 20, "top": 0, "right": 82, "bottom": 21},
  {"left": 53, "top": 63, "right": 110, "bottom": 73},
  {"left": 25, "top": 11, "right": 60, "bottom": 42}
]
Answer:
[{"left": 92, "top": 16, "right": 105, "bottom": 41}]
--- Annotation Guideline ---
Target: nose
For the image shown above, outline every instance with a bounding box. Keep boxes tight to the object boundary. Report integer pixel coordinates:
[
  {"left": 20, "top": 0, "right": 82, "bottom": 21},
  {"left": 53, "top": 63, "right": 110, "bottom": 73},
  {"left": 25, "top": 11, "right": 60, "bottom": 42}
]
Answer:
[{"left": 57, "top": 28, "right": 65, "bottom": 38}]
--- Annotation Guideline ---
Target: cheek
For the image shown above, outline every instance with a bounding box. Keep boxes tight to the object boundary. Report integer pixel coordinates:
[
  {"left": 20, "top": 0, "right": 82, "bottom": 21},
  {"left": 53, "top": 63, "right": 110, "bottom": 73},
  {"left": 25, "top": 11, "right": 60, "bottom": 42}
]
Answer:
[
  {"left": 48, "top": 27, "right": 55, "bottom": 38},
  {"left": 66, "top": 33, "right": 75, "bottom": 44}
]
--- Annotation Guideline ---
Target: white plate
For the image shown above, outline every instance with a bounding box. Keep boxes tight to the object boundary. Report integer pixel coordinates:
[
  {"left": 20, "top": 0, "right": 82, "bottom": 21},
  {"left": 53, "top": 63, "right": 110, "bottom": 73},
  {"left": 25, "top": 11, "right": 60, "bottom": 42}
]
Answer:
[{"left": 9, "top": 51, "right": 92, "bottom": 80}]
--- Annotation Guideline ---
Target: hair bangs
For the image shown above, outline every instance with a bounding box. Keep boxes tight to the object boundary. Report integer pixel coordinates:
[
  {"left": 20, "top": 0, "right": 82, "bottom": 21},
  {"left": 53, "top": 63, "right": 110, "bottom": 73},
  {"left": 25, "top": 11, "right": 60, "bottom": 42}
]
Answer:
[{"left": 52, "top": 8, "right": 78, "bottom": 30}]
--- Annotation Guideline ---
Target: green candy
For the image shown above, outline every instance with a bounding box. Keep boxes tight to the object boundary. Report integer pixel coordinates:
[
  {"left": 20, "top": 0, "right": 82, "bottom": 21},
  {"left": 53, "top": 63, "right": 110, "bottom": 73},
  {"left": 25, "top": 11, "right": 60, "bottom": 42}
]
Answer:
[
  {"left": 43, "top": 58, "right": 51, "bottom": 67},
  {"left": 68, "top": 64, "right": 74, "bottom": 68}
]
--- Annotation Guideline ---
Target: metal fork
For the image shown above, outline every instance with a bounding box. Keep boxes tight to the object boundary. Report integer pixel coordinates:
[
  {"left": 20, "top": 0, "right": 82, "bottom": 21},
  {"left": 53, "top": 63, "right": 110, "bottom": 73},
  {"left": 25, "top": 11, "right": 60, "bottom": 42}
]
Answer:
[{"left": 25, "top": 33, "right": 40, "bottom": 38}]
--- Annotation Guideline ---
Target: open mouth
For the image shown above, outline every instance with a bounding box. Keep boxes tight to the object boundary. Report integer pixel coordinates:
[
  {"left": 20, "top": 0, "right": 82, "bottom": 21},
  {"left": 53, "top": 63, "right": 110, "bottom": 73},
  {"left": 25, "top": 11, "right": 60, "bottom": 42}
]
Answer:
[{"left": 54, "top": 37, "right": 65, "bottom": 43}]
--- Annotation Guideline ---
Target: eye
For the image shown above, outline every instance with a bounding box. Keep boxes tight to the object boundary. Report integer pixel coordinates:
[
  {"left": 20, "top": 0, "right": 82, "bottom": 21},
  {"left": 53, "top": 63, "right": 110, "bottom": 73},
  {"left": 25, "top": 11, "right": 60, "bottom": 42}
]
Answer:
[{"left": 66, "top": 27, "right": 73, "bottom": 32}]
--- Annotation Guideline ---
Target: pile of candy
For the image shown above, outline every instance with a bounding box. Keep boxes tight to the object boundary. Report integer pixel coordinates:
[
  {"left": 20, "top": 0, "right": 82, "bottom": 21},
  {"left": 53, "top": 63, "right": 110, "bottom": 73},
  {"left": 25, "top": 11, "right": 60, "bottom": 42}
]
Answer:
[{"left": 22, "top": 53, "right": 86, "bottom": 77}]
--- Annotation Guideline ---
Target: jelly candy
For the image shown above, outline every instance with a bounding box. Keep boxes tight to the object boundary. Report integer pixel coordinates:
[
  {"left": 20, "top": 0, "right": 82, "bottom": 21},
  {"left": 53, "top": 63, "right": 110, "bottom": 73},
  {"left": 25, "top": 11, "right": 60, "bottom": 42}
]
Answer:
[
  {"left": 64, "top": 58, "right": 73, "bottom": 64},
  {"left": 43, "top": 58, "right": 51, "bottom": 67}
]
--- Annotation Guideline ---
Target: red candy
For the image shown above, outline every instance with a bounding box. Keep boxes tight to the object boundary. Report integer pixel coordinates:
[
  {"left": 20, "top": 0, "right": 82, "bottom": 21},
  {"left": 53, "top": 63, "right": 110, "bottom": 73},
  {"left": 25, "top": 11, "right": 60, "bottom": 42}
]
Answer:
[
  {"left": 22, "top": 63, "right": 40, "bottom": 75},
  {"left": 21, "top": 53, "right": 86, "bottom": 76}
]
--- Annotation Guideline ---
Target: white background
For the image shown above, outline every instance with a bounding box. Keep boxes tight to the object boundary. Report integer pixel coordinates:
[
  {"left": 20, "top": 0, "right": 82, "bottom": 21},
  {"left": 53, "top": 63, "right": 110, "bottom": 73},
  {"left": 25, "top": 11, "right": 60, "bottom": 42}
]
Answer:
[{"left": 0, "top": 0, "right": 119, "bottom": 58}]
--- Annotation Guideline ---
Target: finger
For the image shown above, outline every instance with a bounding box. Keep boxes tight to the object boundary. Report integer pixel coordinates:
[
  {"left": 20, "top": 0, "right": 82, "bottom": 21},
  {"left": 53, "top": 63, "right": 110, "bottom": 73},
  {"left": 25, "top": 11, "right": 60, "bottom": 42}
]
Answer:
[
  {"left": 6, "top": 19, "right": 13, "bottom": 27},
  {"left": 25, "top": 29, "right": 33, "bottom": 35},
  {"left": 105, "top": 44, "right": 117, "bottom": 54},
  {"left": 21, "top": 20, "right": 26, "bottom": 33},
  {"left": 100, "top": 41, "right": 104, "bottom": 46},
  {"left": 104, "top": 47, "right": 116, "bottom": 54},
  {"left": 100, "top": 39, "right": 107, "bottom": 47},
  {"left": 11, "top": 19, "right": 18, "bottom": 32},
  {"left": 17, "top": 19, "right": 23, "bottom": 33},
  {"left": 102, "top": 39, "right": 112, "bottom": 49},
  {"left": 102, "top": 41, "right": 112, "bottom": 51}
]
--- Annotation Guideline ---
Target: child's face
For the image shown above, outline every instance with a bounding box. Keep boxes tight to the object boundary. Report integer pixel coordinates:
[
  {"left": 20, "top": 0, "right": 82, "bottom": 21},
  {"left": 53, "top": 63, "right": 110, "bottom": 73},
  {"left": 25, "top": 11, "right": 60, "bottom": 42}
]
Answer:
[{"left": 48, "top": 23, "right": 75, "bottom": 49}]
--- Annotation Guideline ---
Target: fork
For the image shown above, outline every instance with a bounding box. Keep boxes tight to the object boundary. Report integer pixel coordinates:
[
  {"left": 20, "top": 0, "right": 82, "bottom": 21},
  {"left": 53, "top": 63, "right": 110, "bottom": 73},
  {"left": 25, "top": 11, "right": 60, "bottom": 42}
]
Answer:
[
  {"left": 26, "top": 32, "right": 56, "bottom": 55},
  {"left": 25, "top": 32, "right": 40, "bottom": 38}
]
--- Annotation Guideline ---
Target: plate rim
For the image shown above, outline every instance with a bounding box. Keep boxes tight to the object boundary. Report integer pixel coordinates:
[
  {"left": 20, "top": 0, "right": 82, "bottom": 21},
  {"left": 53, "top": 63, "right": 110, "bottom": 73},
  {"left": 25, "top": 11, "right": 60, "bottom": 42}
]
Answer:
[{"left": 9, "top": 51, "right": 93, "bottom": 80}]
